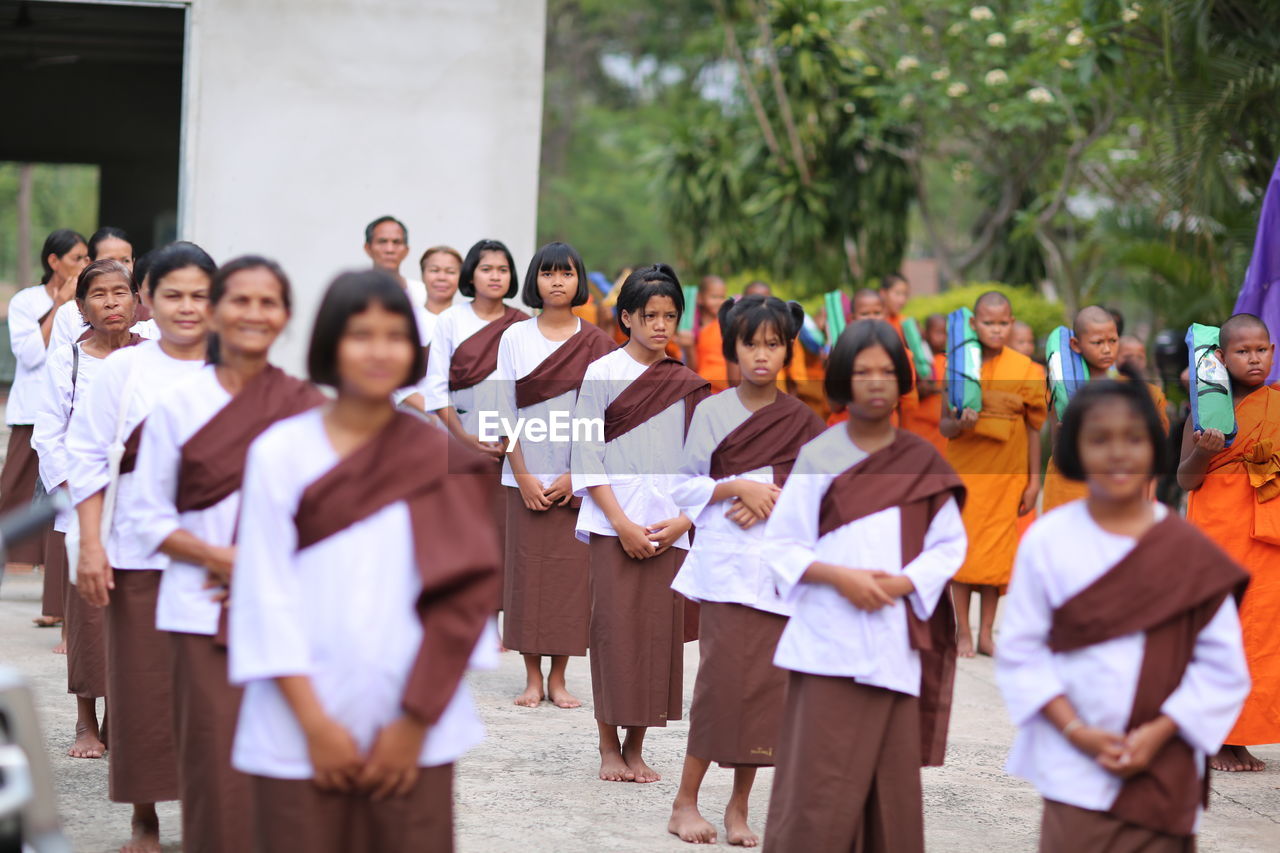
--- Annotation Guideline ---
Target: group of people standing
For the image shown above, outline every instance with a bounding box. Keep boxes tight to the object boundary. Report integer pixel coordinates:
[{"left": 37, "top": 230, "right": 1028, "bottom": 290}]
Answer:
[{"left": 0, "top": 219, "right": 1274, "bottom": 852}]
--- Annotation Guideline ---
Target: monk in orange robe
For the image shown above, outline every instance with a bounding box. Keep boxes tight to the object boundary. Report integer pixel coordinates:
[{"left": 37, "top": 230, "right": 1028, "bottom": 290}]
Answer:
[
  {"left": 1179, "top": 313, "right": 1280, "bottom": 772},
  {"left": 942, "top": 292, "right": 1046, "bottom": 658},
  {"left": 828, "top": 290, "right": 921, "bottom": 428},
  {"left": 1006, "top": 320, "right": 1045, "bottom": 539},
  {"left": 681, "top": 275, "right": 731, "bottom": 392},
  {"left": 903, "top": 313, "right": 949, "bottom": 455},
  {"left": 1043, "top": 309, "right": 1169, "bottom": 512}
]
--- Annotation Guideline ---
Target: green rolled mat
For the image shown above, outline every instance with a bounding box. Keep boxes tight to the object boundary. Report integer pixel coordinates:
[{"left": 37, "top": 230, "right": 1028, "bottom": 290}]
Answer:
[
  {"left": 824, "top": 290, "right": 847, "bottom": 342},
  {"left": 1186, "top": 323, "right": 1237, "bottom": 446},
  {"left": 678, "top": 285, "right": 698, "bottom": 332},
  {"left": 946, "top": 307, "right": 983, "bottom": 413},
  {"left": 901, "top": 317, "right": 935, "bottom": 382},
  {"left": 1044, "top": 325, "right": 1089, "bottom": 420}
]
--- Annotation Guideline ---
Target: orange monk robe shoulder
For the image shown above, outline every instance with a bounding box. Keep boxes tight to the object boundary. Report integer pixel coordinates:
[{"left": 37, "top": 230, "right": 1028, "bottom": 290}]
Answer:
[{"left": 694, "top": 319, "right": 729, "bottom": 393}]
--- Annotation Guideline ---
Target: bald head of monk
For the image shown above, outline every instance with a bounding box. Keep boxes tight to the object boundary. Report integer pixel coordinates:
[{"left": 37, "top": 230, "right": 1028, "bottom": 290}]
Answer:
[
  {"left": 1009, "top": 321, "right": 1036, "bottom": 359},
  {"left": 924, "top": 313, "right": 947, "bottom": 354},
  {"left": 697, "top": 275, "right": 727, "bottom": 320},
  {"left": 851, "top": 288, "right": 884, "bottom": 321},
  {"left": 1070, "top": 306, "right": 1119, "bottom": 372},
  {"left": 1217, "top": 313, "right": 1274, "bottom": 390},
  {"left": 971, "top": 291, "right": 1012, "bottom": 354},
  {"left": 1118, "top": 335, "right": 1147, "bottom": 372}
]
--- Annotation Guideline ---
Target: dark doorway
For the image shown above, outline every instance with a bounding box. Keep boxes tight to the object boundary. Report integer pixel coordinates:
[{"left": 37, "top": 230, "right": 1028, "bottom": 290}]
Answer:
[{"left": 0, "top": 0, "right": 184, "bottom": 255}]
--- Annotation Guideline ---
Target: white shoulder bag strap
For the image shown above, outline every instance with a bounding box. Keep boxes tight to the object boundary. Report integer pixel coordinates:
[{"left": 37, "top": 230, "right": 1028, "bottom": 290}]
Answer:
[{"left": 99, "top": 352, "right": 144, "bottom": 546}]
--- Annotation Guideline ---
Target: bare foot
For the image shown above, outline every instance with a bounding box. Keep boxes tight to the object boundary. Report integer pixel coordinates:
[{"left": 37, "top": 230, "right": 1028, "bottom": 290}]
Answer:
[
  {"left": 599, "top": 748, "right": 635, "bottom": 782},
  {"left": 725, "top": 801, "right": 759, "bottom": 847},
  {"left": 52, "top": 639, "right": 67, "bottom": 654},
  {"left": 977, "top": 631, "right": 996, "bottom": 657},
  {"left": 513, "top": 683, "right": 544, "bottom": 708},
  {"left": 68, "top": 723, "right": 105, "bottom": 759},
  {"left": 623, "top": 746, "right": 661, "bottom": 783},
  {"left": 1234, "top": 745, "right": 1267, "bottom": 771},
  {"left": 1213, "top": 745, "right": 1265, "bottom": 772},
  {"left": 957, "top": 632, "right": 975, "bottom": 659},
  {"left": 668, "top": 803, "right": 717, "bottom": 844},
  {"left": 121, "top": 813, "right": 161, "bottom": 853},
  {"left": 548, "top": 682, "right": 582, "bottom": 709},
  {"left": 33, "top": 615, "right": 62, "bottom": 628}
]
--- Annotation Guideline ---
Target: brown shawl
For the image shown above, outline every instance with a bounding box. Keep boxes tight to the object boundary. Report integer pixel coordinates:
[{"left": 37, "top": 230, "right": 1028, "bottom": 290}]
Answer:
[
  {"left": 1049, "top": 514, "right": 1248, "bottom": 836},
  {"left": 175, "top": 366, "right": 326, "bottom": 513},
  {"left": 709, "top": 392, "right": 825, "bottom": 485},
  {"left": 603, "top": 357, "right": 711, "bottom": 443},
  {"left": 293, "top": 412, "right": 501, "bottom": 726},
  {"left": 514, "top": 322, "right": 616, "bottom": 410},
  {"left": 817, "top": 430, "right": 967, "bottom": 767},
  {"left": 447, "top": 305, "right": 528, "bottom": 392}
]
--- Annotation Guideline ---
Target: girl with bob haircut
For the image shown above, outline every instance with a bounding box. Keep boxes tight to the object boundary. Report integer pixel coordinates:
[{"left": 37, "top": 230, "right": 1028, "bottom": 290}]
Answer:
[
  {"left": 33, "top": 258, "right": 142, "bottom": 762},
  {"left": 421, "top": 239, "right": 528, "bottom": 611},
  {"left": 132, "top": 255, "right": 324, "bottom": 853},
  {"left": 760, "top": 319, "right": 967, "bottom": 853},
  {"left": 67, "top": 240, "right": 217, "bottom": 853},
  {"left": 229, "top": 269, "right": 501, "bottom": 852},
  {"left": 998, "top": 367, "right": 1249, "bottom": 851},
  {"left": 492, "top": 241, "right": 615, "bottom": 710},
  {"left": 570, "top": 263, "right": 710, "bottom": 784},
  {"left": 667, "top": 294, "right": 824, "bottom": 845}
]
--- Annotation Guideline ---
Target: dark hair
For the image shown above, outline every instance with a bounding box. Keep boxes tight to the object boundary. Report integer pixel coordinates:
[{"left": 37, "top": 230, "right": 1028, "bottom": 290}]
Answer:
[
  {"left": 522, "top": 241, "right": 589, "bottom": 308},
  {"left": 75, "top": 259, "right": 135, "bottom": 303},
  {"left": 718, "top": 295, "right": 804, "bottom": 365},
  {"left": 614, "top": 264, "right": 684, "bottom": 338},
  {"left": 39, "top": 229, "right": 87, "bottom": 284},
  {"left": 880, "top": 272, "right": 908, "bottom": 291},
  {"left": 824, "top": 319, "right": 913, "bottom": 405},
  {"left": 364, "top": 215, "right": 407, "bottom": 245},
  {"left": 1106, "top": 306, "right": 1126, "bottom": 336},
  {"left": 1054, "top": 364, "right": 1167, "bottom": 482},
  {"left": 145, "top": 241, "right": 217, "bottom": 295},
  {"left": 87, "top": 226, "right": 131, "bottom": 261},
  {"left": 418, "top": 244, "right": 463, "bottom": 272},
  {"left": 132, "top": 249, "right": 157, "bottom": 292},
  {"left": 458, "top": 239, "right": 519, "bottom": 299},
  {"left": 307, "top": 269, "right": 425, "bottom": 389},
  {"left": 207, "top": 256, "right": 294, "bottom": 365}
]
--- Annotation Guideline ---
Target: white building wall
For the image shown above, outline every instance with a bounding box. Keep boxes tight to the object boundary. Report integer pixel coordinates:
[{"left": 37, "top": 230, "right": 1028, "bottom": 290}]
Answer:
[{"left": 181, "top": 0, "right": 546, "bottom": 369}]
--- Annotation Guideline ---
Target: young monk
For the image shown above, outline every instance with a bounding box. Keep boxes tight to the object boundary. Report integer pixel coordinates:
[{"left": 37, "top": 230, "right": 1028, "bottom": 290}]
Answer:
[
  {"left": 1008, "top": 321, "right": 1044, "bottom": 540},
  {"left": 492, "top": 242, "right": 615, "bottom": 708},
  {"left": 571, "top": 264, "right": 710, "bottom": 783},
  {"left": 941, "top": 291, "right": 1046, "bottom": 658},
  {"left": 33, "top": 259, "right": 143, "bottom": 759},
  {"left": 67, "top": 241, "right": 217, "bottom": 853},
  {"left": 681, "top": 275, "right": 733, "bottom": 392},
  {"left": 761, "top": 320, "right": 967, "bottom": 853},
  {"left": 131, "top": 256, "right": 324, "bottom": 853},
  {"left": 851, "top": 288, "right": 884, "bottom": 321},
  {"left": 879, "top": 274, "right": 910, "bottom": 332},
  {"left": 1000, "top": 370, "right": 1249, "bottom": 851},
  {"left": 1043, "top": 307, "right": 1169, "bottom": 514},
  {"left": 902, "top": 313, "right": 949, "bottom": 455},
  {"left": 229, "top": 271, "right": 499, "bottom": 852},
  {"left": 1179, "top": 312, "right": 1280, "bottom": 772},
  {"left": 422, "top": 238, "right": 528, "bottom": 607},
  {"left": 1117, "top": 336, "right": 1148, "bottom": 374},
  {"left": 667, "top": 295, "right": 824, "bottom": 846}
]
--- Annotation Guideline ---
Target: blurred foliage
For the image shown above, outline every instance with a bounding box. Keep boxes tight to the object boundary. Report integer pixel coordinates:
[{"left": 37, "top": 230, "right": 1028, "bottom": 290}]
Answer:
[
  {"left": 905, "top": 281, "right": 1066, "bottom": 342},
  {"left": 0, "top": 163, "right": 99, "bottom": 288}
]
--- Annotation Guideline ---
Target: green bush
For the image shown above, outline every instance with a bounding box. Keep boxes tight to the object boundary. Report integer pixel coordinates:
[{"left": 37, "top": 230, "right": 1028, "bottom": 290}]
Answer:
[{"left": 904, "top": 282, "right": 1066, "bottom": 344}]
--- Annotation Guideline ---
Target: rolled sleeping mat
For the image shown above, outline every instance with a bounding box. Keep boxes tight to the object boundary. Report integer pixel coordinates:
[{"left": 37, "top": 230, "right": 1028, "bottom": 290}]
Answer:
[
  {"left": 678, "top": 285, "right": 699, "bottom": 332},
  {"left": 946, "top": 307, "right": 983, "bottom": 413},
  {"left": 1044, "top": 325, "right": 1090, "bottom": 420},
  {"left": 823, "top": 290, "right": 847, "bottom": 343},
  {"left": 901, "top": 316, "right": 935, "bottom": 382},
  {"left": 1186, "top": 323, "right": 1237, "bottom": 447}
]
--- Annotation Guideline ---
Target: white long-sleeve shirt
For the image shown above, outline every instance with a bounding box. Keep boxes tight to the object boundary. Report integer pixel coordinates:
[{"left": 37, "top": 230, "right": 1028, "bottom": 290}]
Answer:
[
  {"left": 491, "top": 317, "right": 581, "bottom": 489},
  {"left": 65, "top": 339, "right": 204, "bottom": 570},
  {"left": 570, "top": 347, "right": 692, "bottom": 548},
  {"left": 6, "top": 284, "right": 54, "bottom": 424},
  {"left": 420, "top": 302, "right": 496, "bottom": 434},
  {"left": 670, "top": 390, "right": 791, "bottom": 615},
  {"left": 229, "top": 409, "right": 484, "bottom": 779},
  {"left": 997, "top": 501, "right": 1249, "bottom": 823},
  {"left": 32, "top": 341, "right": 105, "bottom": 532},
  {"left": 131, "top": 366, "right": 237, "bottom": 636},
  {"left": 763, "top": 425, "right": 967, "bottom": 695}
]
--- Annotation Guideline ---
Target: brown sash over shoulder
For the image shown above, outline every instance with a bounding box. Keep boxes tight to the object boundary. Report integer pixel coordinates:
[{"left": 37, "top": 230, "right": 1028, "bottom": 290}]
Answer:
[
  {"left": 817, "top": 430, "right": 967, "bottom": 767},
  {"left": 514, "top": 322, "right": 616, "bottom": 410},
  {"left": 294, "top": 412, "right": 501, "bottom": 726},
  {"left": 448, "top": 306, "right": 528, "bottom": 392},
  {"left": 603, "top": 358, "right": 710, "bottom": 443},
  {"left": 176, "top": 366, "right": 326, "bottom": 513},
  {"left": 709, "top": 393, "right": 825, "bottom": 485},
  {"left": 1049, "top": 515, "right": 1248, "bottom": 837}
]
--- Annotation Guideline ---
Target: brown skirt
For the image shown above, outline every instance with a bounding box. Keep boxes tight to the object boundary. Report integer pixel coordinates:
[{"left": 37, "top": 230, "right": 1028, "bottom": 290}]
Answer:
[
  {"left": 0, "top": 425, "right": 46, "bottom": 564},
  {"left": 249, "top": 764, "right": 454, "bottom": 853},
  {"left": 104, "top": 569, "right": 179, "bottom": 804},
  {"left": 764, "top": 674, "right": 923, "bottom": 853},
  {"left": 487, "top": 466, "right": 506, "bottom": 611},
  {"left": 588, "top": 534, "right": 684, "bottom": 728},
  {"left": 687, "top": 602, "right": 787, "bottom": 767},
  {"left": 66, "top": 579, "right": 107, "bottom": 699},
  {"left": 503, "top": 489, "right": 589, "bottom": 656},
  {"left": 41, "top": 528, "right": 66, "bottom": 618},
  {"left": 171, "top": 631, "right": 253, "bottom": 853},
  {"left": 1039, "top": 800, "right": 1195, "bottom": 853}
]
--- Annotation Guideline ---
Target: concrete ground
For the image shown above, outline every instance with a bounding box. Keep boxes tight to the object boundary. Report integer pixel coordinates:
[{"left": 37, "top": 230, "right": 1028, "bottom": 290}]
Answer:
[{"left": 1, "top": 571, "right": 1277, "bottom": 852}]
